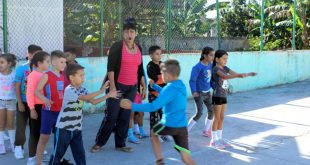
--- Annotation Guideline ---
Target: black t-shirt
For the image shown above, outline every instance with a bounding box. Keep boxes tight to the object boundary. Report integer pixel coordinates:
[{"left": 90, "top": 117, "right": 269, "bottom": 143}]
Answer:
[{"left": 147, "top": 61, "right": 166, "bottom": 92}]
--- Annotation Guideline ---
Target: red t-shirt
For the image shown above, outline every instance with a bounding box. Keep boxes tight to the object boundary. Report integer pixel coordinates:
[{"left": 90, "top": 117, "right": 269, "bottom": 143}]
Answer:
[{"left": 43, "top": 71, "right": 65, "bottom": 112}]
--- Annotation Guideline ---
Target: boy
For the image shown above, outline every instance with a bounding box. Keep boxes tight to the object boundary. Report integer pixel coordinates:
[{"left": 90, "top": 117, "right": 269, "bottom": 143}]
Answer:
[
  {"left": 121, "top": 59, "right": 196, "bottom": 165},
  {"left": 146, "top": 45, "right": 171, "bottom": 142},
  {"left": 63, "top": 48, "right": 78, "bottom": 88},
  {"left": 49, "top": 64, "right": 119, "bottom": 165},
  {"left": 64, "top": 48, "right": 78, "bottom": 65},
  {"left": 14, "top": 44, "right": 42, "bottom": 160},
  {"left": 34, "top": 50, "right": 66, "bottom": 165}
]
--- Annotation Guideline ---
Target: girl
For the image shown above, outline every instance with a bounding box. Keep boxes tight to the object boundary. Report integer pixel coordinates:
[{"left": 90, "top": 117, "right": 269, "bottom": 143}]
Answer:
[
  {"left": 188, "top": 47, "right": 215, "bottom": 138},
  {"left": 128, "top": 74, "right": 148, "bottom": 144},
  {"left": 26, "top": 51, "right": 50, "bottom": 164},
  {"left": 0, "top": 53, "right": 17, "bottom": 154},
  {"left": 210, "top": 50, "right": 256, "bottom": 149}
]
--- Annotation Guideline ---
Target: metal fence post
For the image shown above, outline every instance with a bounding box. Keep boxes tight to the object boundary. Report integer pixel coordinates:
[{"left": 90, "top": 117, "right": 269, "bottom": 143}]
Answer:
[
  {"left": 3, "top": 0, "right": 8, "bottom": 53},
  {"left": 292, "top": 0, "right": 297, "bottom": 50},
  {"left": 99, "top": 0, "right": 104, "bottom": 56},
  {"left": 260, "top": 0, "right": 265, "bottom": 51},
  {"left": 216, "top": 0, "right": 221, "bottom": 49},
  {"left": 165, "top": 0, "right": 171, "bottom": 54}
]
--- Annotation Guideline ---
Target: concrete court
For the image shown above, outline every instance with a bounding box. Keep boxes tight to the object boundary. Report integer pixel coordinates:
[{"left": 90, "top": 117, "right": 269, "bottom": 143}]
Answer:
[{"left": 1, "top": 80, "right": 310, "bottom": 165}]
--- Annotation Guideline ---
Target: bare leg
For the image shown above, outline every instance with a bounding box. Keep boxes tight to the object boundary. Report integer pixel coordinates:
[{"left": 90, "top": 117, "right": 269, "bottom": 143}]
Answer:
[
  {"left": 151, "top": 132, "right": 163, "bottom": 161},
  {"left": 180, "top": 152, "right": 196, "bottom": 165}
]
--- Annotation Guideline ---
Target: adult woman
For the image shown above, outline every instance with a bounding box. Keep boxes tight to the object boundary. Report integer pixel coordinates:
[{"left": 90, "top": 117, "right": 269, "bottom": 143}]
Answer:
[{"left": 91, "top": 17, "right": 145, "bottom": 153}]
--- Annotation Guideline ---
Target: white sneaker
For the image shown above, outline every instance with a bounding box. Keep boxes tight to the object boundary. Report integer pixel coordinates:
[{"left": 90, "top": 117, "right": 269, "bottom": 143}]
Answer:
[
  {"left": 159, "top": 136, "right": 164, "bottom": 143},
  {"left": 161, "top": 135, "right": 173, "bottom": 142},
  {"left": 0, "top": 144, "right": 6, "bottom": 154},
  {"left": 14, "top": 146, "right": 24, "bottom": 159},
  {"left": 27, "top": 157, "right": 36, "bottom": 165}
]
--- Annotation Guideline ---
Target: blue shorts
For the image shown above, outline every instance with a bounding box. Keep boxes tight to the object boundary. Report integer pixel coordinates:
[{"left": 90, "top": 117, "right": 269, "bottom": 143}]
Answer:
[{"left": 40, "top": 110, "right": 59, "bottom": 134}]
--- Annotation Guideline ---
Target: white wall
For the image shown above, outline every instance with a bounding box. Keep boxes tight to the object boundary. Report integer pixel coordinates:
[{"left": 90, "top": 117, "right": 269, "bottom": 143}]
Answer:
[{"left": 7, "top": 0, "right": 63, "bottom": 58}]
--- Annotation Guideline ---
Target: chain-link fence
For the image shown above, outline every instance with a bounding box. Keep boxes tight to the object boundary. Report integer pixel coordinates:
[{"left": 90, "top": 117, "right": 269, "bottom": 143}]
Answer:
[{"left": 1, "top": 0, "right": 309, "bottom": 58}]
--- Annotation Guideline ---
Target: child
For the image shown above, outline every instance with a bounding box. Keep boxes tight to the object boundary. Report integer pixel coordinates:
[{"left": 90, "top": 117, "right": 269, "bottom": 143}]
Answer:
[
  {"left": 34, "top": 51, "right": 66, "bottom": 165},
  {"left": 128, "top": 73, "right": 148, "bottom": 143},
  {"left": 187, "top": 47, "right": 215, "bottom": 137},
  {"left": 64, "top": 48, "right": 78, "bottom": 65},
  {"left": 49, "top": 64, "right": 119, "bottom": 165},
  {"left": 210, "top": 50, "right": 257, "bottom": 149},
  {"left": 121, "top": 59, "right": 196, "bottom": 165},
  {"left": 146, "top": 45, "right": 171, "bottom": 142},
  {"left": 27, "top": 51, "right": 51, "bottom": 164},
  {"left": 14, "top": 44, "right": 42, "bottom": 159},
  {"left": 0, "top": 53, "right": 17, "bottom": 154},
  {"left": 63, "top": 48, "right": 78, "bottom": 88}
]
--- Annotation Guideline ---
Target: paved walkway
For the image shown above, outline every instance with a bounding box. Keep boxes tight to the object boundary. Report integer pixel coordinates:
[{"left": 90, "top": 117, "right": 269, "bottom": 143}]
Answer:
[{"left": 1, "top": 80, "right": 310, "bottom": 165}]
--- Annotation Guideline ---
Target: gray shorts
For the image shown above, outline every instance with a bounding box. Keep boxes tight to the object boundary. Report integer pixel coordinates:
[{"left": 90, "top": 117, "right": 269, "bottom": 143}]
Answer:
[{"left": 0, "top": 99, "right": 17, "bottom": 111}]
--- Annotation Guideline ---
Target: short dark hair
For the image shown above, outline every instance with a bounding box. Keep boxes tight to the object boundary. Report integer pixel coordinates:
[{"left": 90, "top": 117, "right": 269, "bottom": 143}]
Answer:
[
  {"left": 123, "top": 17, "right": 137, "bottom": 31},
  {"left": 161, "top": 59, "right": 180, "bottom": 77},
  {"left": 51, "top": 50, "right": 66, "bottom": 59},
  {"left": 64, "top": 48, "right": 77, "bottom": 54},
  {"left": 65, "top": 63, "right": 84, "bottom": 80},
  {"left": 28, "top": 44, "right": 42, "bottom": 54},
  {"left": 148, "top": 45, "right": 161, "bottom": 55}
]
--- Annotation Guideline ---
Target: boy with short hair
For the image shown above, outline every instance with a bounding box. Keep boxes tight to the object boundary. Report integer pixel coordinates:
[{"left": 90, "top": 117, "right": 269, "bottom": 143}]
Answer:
[
  {"left": 146, "top": 46, "right": 171, "bottom": 142},
  {"left": 49, "top": 64, "right": 119, "bottom": 165},
  {"left": 34, "top": 50, "right": 67, "bottom": 165},
  {"left": 14, "top": 44, "right": 42, "bottom": 160},
  {"left": 121, "top": 59, "right": 196, "bottom": 165}
]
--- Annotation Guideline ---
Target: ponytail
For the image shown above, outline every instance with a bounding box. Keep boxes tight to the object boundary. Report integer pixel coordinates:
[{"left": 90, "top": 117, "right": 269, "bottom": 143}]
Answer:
[{"left": 30, "top": 51, "right": 49, "bottom": 71}]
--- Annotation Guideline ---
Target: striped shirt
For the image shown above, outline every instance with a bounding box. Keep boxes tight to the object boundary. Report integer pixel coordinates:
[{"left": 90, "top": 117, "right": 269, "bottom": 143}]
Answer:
[{"left": 55, "top": 85, "right": 88, "bottom": 131}]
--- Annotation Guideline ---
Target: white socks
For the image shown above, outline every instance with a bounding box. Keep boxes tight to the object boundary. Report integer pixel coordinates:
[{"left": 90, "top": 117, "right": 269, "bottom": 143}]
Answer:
[
  {"left": 217, "top": 130, "right": 223, "bottom": 140},
  {"left": 204, "top": 119, "right": 213, "bottom": 131},
  {"left": 0, "top": 131, "right": 4, "bottom": 144},
  {"left": 8, "top": 130, "right": 15, "bottom": 144},
  {"left": 134, "top": 124, "right": 140, "bottom": 134},
  {"left": 211, "top": 131, "right": 218, "bottom": 142},
  {"left": 187, "top": 119, "right": 197, "bottom": 132}
]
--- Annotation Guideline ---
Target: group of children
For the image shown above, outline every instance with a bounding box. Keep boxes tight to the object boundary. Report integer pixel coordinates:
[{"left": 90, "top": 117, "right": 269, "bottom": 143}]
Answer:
[{"left": 0, "top": 44, "right": 256, "bottom": 165}]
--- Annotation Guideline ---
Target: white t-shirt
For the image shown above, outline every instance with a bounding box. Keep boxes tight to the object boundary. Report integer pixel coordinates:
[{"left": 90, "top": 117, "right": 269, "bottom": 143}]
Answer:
[
  {"left": 56, "top": 85, "right": 88, "bottom": 131},
  {"left": 0, "top": 71, "right": 16, "bottom": 100}
]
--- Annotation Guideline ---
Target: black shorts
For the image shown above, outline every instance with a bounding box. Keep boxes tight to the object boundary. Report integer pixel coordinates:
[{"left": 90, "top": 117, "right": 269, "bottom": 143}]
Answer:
[
  {"left": 152, "top": 122, "right": 190, "bottom": 154},
  {"left": 212, "top": 96, "right": 227, "bottom": 105}
]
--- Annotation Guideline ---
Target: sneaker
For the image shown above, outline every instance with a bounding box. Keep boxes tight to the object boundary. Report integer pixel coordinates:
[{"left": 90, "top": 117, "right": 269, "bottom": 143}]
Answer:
[
  {"left": 133, "top": 129, "right": 140, "bottom": 135},
  {"left": 14, "top": 146, "right": 24, "bottom": 159},
  {"left": 0, "top": 144, "right": 6, "bottom": 154},
  {"left": 139, "top": 129, "right": 149, "bottom": 139},
  {"left": 128, "top": 135, "right": 140, "bottom": 144},
  {"left": 202, "top": 129, "right": 212, "bottom": 138},
  {"left": 209, "top": 141, "right": 225, "bottom": 150},
  {"left": 159, "top": 136, "right": 164, "bottom": 143},
  {"left": 220, "top": 139, "right": 231, "bottom": 147},
  {"left": 27, "top": 157, "right": 36, "bottom": 165},
  {"left": 42, "top": 154, "right": 50, "bottom": 162},
  {"left": 60, "top": 158, "right": 74, "bottom": 165},
  {"left": 3, "top": 133, "right": 9, "bottom": 140},
  {"left": 161, "top": 136, "right": 173, "bottom": 142}
]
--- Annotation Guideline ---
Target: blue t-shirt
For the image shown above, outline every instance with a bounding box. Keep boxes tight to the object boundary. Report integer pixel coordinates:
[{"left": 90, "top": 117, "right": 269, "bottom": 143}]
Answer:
[
  {"left": 189, "top": 62, "right": 212, "bottom": 93},
  {"left": 14, "top": 62, "right": 30, "bottom": 102},
  {"left": 132, "top": 80, "right": 188, "bottom": 128}
]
